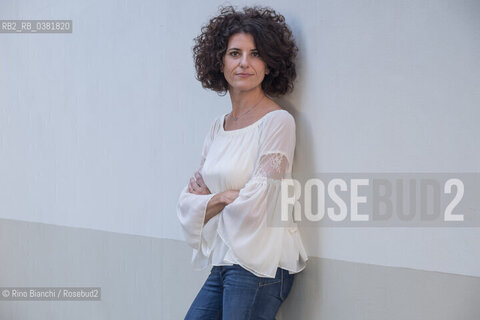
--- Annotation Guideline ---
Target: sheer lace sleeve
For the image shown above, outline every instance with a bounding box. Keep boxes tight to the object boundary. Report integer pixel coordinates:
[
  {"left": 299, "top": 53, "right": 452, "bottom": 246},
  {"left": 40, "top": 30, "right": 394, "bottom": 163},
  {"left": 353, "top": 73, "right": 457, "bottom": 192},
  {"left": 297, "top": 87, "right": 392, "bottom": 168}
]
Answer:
[{"left": 253, "top": 153, "right": 289, "bottom": 180}]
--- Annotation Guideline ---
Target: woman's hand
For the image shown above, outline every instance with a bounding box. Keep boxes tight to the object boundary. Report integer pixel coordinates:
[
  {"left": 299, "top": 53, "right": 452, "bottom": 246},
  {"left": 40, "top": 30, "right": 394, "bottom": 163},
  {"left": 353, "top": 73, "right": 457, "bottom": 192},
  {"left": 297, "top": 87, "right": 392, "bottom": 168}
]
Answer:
[
  {"left": 188, "top": 171, "right": 211, "bottom": 195},
  {"left": 187, "top": 171, "right": 240, "bottom": 224},
  {"left": 220, "top": 190, "right": 240, "bottom": 206}
]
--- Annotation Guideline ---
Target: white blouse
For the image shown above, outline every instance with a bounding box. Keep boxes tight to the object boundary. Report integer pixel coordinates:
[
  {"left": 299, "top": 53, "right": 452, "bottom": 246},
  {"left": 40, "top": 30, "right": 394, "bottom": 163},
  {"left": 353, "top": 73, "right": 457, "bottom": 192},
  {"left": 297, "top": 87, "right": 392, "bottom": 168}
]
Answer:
[{"left": 177, "top": 109, "right": 308, "bottom": 278}]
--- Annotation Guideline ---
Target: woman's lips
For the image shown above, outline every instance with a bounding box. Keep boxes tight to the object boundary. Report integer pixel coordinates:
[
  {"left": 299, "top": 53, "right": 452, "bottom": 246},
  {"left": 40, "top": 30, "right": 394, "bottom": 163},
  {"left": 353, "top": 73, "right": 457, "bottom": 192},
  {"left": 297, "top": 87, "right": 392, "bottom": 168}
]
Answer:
[{"left": 236, "top": 73, "right": 253, "bottom": 77}]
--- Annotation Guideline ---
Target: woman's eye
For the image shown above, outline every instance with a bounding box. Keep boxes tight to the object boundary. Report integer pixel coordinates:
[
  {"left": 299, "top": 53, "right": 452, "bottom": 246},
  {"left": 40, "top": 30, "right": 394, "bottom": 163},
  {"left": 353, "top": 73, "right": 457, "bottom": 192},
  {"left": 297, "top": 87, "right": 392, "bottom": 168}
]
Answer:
[{"left": 229, "top": 51, "right": 260, "bottom": 57}]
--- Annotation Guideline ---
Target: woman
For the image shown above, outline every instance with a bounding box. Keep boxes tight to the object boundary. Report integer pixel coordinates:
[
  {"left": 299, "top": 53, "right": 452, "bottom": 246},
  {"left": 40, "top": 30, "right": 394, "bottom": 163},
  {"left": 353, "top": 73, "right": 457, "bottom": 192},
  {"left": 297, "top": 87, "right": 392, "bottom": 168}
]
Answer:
[{"left": 177, "top": 5, "right": 308, "bottom": 319}]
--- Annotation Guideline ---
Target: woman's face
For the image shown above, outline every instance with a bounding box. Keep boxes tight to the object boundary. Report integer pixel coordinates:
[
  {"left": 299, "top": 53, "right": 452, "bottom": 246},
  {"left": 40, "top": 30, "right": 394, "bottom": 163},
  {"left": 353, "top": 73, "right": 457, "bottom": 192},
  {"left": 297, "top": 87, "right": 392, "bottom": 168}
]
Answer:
[{"left": 222, "top": 32, "right": 270, "bottom": 93}]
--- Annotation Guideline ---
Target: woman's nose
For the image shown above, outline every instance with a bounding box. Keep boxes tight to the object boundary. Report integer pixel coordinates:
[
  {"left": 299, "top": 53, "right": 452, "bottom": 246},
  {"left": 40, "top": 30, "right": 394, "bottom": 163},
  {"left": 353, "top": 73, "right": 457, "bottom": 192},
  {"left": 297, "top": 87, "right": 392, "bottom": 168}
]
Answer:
[{"left": 239, "top": 53, "right": 250, "bottom": 68}]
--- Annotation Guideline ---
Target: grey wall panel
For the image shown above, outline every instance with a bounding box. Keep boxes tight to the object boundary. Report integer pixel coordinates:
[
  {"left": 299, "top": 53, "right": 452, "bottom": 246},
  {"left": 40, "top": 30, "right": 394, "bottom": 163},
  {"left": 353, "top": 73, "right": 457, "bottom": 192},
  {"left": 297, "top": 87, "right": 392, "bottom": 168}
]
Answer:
[
  {"left": 0, "top": 218, "right": 209, "bottom": 319},
  {"left": 279, "top": 257, "right": 480, "bottom": 320},
  {"left": 1, "top": 218, "right": 479, "bottom": 319}
]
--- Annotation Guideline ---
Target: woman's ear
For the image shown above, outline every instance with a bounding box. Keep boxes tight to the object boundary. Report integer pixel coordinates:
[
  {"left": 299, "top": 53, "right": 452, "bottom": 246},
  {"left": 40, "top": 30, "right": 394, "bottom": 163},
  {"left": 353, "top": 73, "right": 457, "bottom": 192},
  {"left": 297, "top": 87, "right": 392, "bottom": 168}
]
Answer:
[{"left": 265, "top": 67, "right": 270, "bottom": 75}]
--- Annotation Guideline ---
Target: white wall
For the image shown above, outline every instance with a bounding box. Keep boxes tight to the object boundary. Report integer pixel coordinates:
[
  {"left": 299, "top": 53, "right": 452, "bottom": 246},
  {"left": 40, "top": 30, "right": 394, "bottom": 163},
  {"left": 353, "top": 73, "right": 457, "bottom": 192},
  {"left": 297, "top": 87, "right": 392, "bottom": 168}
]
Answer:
[{"left": 1, "top": 0, "right": 479, "bottom": 277}]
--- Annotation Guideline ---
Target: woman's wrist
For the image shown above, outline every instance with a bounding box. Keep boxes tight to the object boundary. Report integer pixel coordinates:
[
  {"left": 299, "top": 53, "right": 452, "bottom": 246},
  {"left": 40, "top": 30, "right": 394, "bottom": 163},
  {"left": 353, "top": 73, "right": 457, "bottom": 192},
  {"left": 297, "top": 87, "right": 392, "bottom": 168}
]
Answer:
[
  {"left": 210, "top": 191, "right": 235, "bottom": 205},
  {"left": 210, "top": 192, "right": 227, "bottom": 206},
  {"left": 204, "top": 190, "right": 240, "bottom": 224},
  {"left": 204, "top": 193, "right": 227, "bottom": 224}
]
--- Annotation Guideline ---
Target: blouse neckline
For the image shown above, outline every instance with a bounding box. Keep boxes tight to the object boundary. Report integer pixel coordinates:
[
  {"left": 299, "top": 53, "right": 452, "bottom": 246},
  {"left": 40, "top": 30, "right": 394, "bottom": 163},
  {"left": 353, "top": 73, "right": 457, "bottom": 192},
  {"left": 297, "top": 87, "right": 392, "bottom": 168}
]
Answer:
[{"left": 220, "top": 109, "right": 286, "bottom": 135}]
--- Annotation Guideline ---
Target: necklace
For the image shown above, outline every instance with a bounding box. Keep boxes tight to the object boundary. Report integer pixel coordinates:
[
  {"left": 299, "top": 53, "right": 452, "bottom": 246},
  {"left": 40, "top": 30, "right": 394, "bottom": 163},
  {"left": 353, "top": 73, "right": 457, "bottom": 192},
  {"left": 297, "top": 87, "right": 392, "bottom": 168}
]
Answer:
[{"left": 231, "top": 95, "right": 265, "bottom": 121}]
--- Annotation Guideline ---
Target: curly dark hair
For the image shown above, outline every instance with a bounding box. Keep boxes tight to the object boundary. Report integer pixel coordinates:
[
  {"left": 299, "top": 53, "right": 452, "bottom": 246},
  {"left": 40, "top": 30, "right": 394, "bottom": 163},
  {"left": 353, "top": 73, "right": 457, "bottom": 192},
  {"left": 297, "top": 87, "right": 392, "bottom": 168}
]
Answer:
[{"left": 192, "top": 5, "right": 298, "bottom": 97}]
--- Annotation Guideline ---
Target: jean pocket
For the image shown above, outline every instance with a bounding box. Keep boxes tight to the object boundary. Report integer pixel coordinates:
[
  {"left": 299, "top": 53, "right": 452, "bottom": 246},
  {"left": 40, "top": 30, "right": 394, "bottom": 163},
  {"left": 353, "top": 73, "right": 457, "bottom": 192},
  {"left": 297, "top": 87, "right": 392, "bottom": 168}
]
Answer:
[
  {"left": 258, "top": 278, "right": 281, "bottom": 287},
  {"left": 258, "top": 268, "right": 282, "bottom": 287}
]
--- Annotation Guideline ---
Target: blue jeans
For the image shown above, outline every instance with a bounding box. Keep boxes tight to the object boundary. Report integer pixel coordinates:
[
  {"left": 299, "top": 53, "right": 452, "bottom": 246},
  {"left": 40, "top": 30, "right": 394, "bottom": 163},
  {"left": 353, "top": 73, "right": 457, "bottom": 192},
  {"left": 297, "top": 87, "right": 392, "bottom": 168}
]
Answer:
[{"left": 185, "top": 264, "right": 295, "bottom": 320}]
